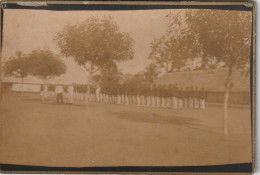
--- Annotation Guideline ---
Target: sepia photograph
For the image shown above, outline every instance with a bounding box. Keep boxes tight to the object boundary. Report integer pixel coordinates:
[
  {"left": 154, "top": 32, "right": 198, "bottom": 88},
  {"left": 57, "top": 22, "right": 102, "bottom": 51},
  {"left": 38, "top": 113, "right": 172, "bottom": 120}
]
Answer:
[{"left": 0, "top": 1, "right": 255, "bottom": 173}]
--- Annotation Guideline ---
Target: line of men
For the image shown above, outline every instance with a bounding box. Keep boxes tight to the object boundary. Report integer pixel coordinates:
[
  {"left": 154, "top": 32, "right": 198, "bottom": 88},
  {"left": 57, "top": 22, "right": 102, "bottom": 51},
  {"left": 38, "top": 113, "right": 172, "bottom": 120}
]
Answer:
[
  {"left": 91, "top": 86, "right": 206, "bottom": 109},
  {"left": 41, "top": 84, "right": 207, "bottom": 109}
]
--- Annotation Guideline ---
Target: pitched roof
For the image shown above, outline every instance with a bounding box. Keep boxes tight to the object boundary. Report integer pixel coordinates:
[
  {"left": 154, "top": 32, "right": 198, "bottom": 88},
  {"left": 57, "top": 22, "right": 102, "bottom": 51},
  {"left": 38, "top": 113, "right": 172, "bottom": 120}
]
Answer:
[{"left": 154, "top": 69, "right": 250, "bottom": 92}]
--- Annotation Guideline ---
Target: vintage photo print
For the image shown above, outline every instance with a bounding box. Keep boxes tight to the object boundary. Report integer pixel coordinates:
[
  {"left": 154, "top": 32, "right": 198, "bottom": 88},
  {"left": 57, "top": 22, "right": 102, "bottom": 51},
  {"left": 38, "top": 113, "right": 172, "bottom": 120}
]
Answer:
[{"left": 0, "top": 1, "right": 256, "bottom": 173}]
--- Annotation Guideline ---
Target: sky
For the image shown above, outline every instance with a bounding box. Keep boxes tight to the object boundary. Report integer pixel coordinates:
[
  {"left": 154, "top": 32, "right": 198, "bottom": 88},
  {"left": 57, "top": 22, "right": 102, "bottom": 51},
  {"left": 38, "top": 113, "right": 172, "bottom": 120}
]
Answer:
[{"left": 2, "top": 8, "right": 181, "bottom": 84}]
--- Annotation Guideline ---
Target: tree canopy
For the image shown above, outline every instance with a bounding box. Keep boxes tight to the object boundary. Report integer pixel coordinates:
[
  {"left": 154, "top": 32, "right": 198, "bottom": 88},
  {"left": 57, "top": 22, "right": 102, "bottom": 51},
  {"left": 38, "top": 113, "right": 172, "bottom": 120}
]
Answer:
[
  {"left": 186, "top": 10, "right": 251, "bottom": 72},
  {"left": 167, "top": 10, "right": 252, "bottom": 73},
  {"left": 148, "top": 35, "right": 196, "bottom": 72},
  {"left": 55, "top": 16, "right": 134, "bottom": 76},
  {"left": 143, "top": 63, "right": 161, "bottom": 84},
  {"left": 93, "top": 63, "right": 123, "bottom": 94},
  {"left": 4, "top": 49, "right": 66, "bottom": 81},
  {"left": 150, "top": 10, "right": 251, "bottom": 76},
  {"left": 3, "top": 51, "right": 31, "bottom": 79},
  {"left": 165, "top": 10, "right": 252, "bottom": 135},
  {"left": 27, "top": 49, "right": 67, "bottom": 80}
]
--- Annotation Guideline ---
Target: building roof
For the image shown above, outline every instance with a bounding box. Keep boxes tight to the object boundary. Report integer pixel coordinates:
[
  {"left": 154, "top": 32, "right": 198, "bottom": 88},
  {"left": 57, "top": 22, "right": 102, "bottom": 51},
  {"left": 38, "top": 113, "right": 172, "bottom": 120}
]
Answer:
[{"left": 154, "top": 69, "right": 250, "bottom": 92}]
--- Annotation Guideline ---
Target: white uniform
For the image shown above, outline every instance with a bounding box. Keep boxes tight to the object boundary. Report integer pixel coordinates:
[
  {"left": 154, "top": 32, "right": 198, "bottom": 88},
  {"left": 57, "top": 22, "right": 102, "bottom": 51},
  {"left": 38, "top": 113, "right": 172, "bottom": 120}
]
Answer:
[
  {"left": 95, "top": 87, "right": 101, "bottom": 102},
  {"left": 43, "top": 85, "right": 48, "bottom": 98},
  {"left": 55, "top": 85, "right": 64, "bottom": 94},
  {"left": 68, "top": 86, "right": 74, "bottom": 103},
  {"left": 172, "top": 97, "right": 178, "bottom": 109}
]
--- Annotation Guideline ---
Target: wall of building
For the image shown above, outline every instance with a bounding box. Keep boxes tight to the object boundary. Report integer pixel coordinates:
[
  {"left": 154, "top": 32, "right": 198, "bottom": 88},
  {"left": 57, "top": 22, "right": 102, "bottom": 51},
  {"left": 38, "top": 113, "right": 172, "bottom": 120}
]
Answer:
[
  {"left": 206, "top": 91, "right": 250, "bottom": 105},
  {"left": 11, "top": 83, "right": 41, "bottom": 92}
]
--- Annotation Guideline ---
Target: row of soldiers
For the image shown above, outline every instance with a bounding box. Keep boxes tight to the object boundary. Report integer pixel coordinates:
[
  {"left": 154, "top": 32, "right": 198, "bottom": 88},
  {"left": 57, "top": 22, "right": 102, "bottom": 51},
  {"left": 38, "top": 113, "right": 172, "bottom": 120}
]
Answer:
[
  {"left": 88, "top": 93, "right": 206, "bottom": 109},
  {"left": 57, "top": 87, "right": 206, "bottom": 110},
  {"left": 41, "top": 84, "right": 207, "bottom": 109},
  {"left": 96, "top": 86, "right": 206, "bottom": 109}
]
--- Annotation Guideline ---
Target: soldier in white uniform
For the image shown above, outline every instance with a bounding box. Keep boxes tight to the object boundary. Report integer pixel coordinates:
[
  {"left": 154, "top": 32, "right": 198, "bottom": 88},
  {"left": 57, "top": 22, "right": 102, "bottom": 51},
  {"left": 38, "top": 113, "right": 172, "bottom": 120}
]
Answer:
[
  {"left": 146, "top": 86, "right": 151, "bottom": 107},
  {"left": 189, "top": 86, "right": 194, "bottom": 108},
  {"left": 161, "top": 85, "right": 167, "bottom": 108},
  {"left": 184, "top": 87, "right": 189, "bottom": 108},
  {"left": 151, "top": 85, "right": 156, "bottom": 107},
  {"left": 136, "top": 86, "right": 141, "bottom": 106},
  {"left": 43, "top": 84, "right": 48, "bottom": 98},
  {"left": 178, "top": 87, "right": 184, "bottom": 108},
  {"left": 40, "top": 84, "right": 44, "bottom": 101},
  {"left": 155, "top": 86, "right": 161, "bottom": 107},
  {"left": 166, "top": 84, "right": 172, "bottom": 108},
  {"left": 95, "top": 85, "right": 101, "bottom": 102},
  {"left": 194, "top": 87, "right": 199, "bottom": 109},
  {"left": 67, "top": 85, "right": 74, "bottom": 104},
  {"left": 40, "top": 84, "right": 49, "bottom": 102},
  {"left": 172, "top": 84, "right": 178, "bottom": 109},
  {"left": 117, "top": 93, "right": 121, "bottom": 104},
  {"left": 200, "top": 88, "right": 206, "bottom": 109}
]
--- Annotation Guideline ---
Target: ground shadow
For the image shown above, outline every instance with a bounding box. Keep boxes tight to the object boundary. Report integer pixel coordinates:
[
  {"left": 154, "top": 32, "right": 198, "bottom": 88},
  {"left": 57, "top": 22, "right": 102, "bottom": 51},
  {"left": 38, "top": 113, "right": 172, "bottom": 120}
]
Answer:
[
  {"left": 41, "top": 101, "right": 97, "bottom": 107},
  {"left": 23, "top": 98, "right": 46, "bottom": 102},
  {"left": 113, "top": 111, "right": 199, "bottom": 127}
]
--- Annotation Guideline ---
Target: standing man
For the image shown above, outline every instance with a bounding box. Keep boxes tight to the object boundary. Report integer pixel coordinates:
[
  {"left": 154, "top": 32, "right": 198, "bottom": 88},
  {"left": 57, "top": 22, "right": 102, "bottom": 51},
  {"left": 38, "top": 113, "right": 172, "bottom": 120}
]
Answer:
[
  {"left": 201, "top": 87, "right": 206, "bottom": 109},
  {"left": 194, "top": 87, "right": 199, "bottom": 109},
  {"left": 189, "top": 86, "right": 194, "bottom": 108},
  {"left": 184, "top": 87, "right": 190, "bottom": 108},
  {"left": 178, "top": 87, "right": 184, "bottom": 108},
  {"left": 68, "top": 84, "right": 74, "bottom": 104},
  {"left": 40, "top": 84, "right": 44, "bottom": 101},
  {"left": 166, "top": 84, "right": 173, "bottom": 108},
  {"left": 55, "top": 84, "right": 64, "bottom": 104},
  {"left": 41, "top": 84, "right": 48, "bottom": 102},
  {"left": 136, "top": 85, "right": 141, "bottom": 106},
  {"left": 172, "top": 84, "right": 178, "bottom": 109},
  {"left": 151, "top": 84, "right": 156, "bottom": 107},
  {"left": 95, "top": 85, "right": 101, "bottom": 103},
  {"left": 155, "top": 85, "right": 160, "bottom": 107}
]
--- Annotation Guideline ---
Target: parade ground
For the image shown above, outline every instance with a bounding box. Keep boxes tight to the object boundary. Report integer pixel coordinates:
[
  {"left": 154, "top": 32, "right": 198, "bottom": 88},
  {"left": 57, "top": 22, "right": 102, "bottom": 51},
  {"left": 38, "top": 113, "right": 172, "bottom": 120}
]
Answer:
[{"left": 0, "top": 92, "right": 252, "bottom": 167}]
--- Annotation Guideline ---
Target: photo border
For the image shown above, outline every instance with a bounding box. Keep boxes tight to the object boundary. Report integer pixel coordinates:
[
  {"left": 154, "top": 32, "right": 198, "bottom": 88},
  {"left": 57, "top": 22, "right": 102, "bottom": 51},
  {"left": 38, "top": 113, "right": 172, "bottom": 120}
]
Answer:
[{"left": 0, "top": 1, "right": 256, "bottom": 173}]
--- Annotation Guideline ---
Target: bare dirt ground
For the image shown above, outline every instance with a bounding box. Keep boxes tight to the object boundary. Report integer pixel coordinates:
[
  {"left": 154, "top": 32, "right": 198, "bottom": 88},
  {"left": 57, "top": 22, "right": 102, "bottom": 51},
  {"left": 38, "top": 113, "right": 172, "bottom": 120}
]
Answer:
[{"left": 0, "top": 93, "right": 252, "bottom": 167}]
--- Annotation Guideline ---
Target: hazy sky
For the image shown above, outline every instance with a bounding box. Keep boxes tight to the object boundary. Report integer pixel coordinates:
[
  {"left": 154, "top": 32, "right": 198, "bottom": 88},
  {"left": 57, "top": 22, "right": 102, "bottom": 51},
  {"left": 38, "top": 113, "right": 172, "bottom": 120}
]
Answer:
[{"left": 2, "top": 9, "right": 181, "bottom": 84}]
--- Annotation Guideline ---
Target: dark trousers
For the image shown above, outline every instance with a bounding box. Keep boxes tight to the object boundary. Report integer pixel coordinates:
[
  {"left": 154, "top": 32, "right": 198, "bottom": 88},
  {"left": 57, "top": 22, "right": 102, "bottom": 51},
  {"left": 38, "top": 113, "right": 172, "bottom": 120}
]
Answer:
[{"left": 57, "top": 93, "right": 63, "bottom": 103}]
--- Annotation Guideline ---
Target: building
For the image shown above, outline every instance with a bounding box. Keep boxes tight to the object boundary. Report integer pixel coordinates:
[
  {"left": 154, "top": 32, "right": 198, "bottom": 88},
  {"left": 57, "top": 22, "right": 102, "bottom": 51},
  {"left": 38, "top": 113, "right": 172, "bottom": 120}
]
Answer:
[{"left": 154, "top": 69, "right": 250, "bottom": 105}]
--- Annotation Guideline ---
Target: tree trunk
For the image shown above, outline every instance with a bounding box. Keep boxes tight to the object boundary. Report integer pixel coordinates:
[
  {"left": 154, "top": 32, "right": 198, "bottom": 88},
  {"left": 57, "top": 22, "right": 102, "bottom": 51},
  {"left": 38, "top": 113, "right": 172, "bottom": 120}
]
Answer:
[
  {"left": 223, "top": 66, "right": 233, "bottom": 135},
  {"left": 0, "top": 54, "right": 2, "bottom": 102},
  {"left": 223, "top": 88, "right": 229, "bottom": 135},
  {"left": 0, "top": 81, "right": 3, "bottom": 102},
  {"left": 86, "top": 74, "right": 92, "bottom": 106},
  {"left": 21, "top": 77, "right": 24, "bottom": 98},
  {"left": 86, "top": 84, "right": 90, "bottom": 105},
  {"left": 42, "top": 79, "right": 47, "bottom": 102}
]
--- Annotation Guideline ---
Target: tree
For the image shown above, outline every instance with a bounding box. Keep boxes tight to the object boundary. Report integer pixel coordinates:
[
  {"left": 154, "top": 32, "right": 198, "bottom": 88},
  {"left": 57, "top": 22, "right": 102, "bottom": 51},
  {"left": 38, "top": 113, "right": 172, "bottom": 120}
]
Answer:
[
  {"left": 55, "top": 16, "right": 134, "bottom": 102},
  {"left": 187, "top": 10, "right": 251, "bottom": 135},
  {"left": 3, "top": 51, "right": 31, "bottom": 97},
  {"left": 3, "top": 49, "right": 66, "bottom": 99},
  {"left": 149, "top": 30, "right": 199, "bottom": 73},
  {"left": 28, "top": 49, "right": 66, "bottom": 101},
  {"left": 93, "top": 63, "right": 123, "bottom": 94},
  {"left": 167, "top": 10, "right": 252, "bottom": 135},
  {"left": 144, "top": 63, "right": 161, "bottom": 84},
  {"left": 28, "top": 49, "right": 67, "bottom": 81},
  {"left": 121, "top": 69, "right": 153, "bottom": 95}
]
